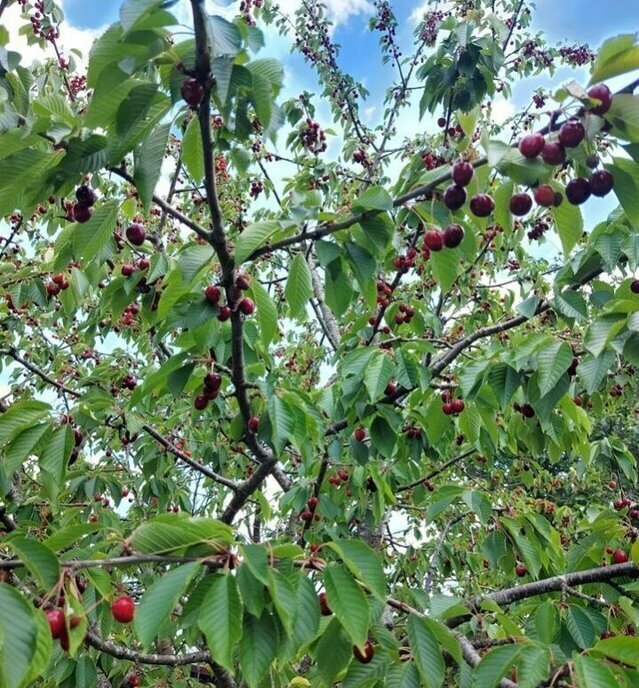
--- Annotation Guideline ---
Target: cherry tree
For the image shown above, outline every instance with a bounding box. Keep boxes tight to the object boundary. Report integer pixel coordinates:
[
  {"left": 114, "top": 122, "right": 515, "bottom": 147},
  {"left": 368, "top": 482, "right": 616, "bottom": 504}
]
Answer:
[{"left": 1, "top": 0, "right": 639, "bottom": 686}]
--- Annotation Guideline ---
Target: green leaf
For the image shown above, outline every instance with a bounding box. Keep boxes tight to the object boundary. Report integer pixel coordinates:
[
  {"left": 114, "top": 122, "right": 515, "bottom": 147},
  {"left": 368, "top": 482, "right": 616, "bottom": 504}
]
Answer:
[
  {"left": 6, "top": 536, "right": 60, "bottom": 590},
  {"left": 135, "top": 562, "right": 200, "bottom": 648},
  {"left": 266, "top": 395, "right": 294, "bottom": 453},
  {"left": 208, "top": 15, "right": 242, "bottom": 56},
  {"left": 473, "top": 644, "right": 522, "bottom": 688},
  {"left": 198, "top": 573, "right": 243, "bottom": 672},
  {"left": 516, "top": 645, "right": 551, "bottom": 688},
  {"left": 345, "top": 242, "right": 377, "bottom": 307},
  {"left": 4, "top": 423, "right": 49, "bottom": 475},
  {"left": 554, "top": 290, "right": 588, "bottom": 321},
  {"left": 487, "top": 363, "right": 521, "bottom": 408},
  {"left": 285, "top": 253, "right": 313, "bottom": 319},
  {"left": 536, "top": 341, "right": 572, "bottom": 396},
  {"left": 584, "top": 313, "right": 626, "bottom": 358},
  {"left": 22, "top": 607, "right": 53, "bottom": 687},
  {"left": 430, "top": 248, "right": 460, "bottom": 292},
  {"left": 266, "top": 569, "right": 296, "bottom": 635},
  {"left": 551, "top": 186, "right": 583, "bottom": 256},
  {"left": 234, "top": 221, "right": 281, "bottom": 263},
  {"left": 407, "top": 614, "right": 445, "bottom": 688},
  {"left": 182, "top": 116, "right": 205, "bottom": 183},
  {"left": 364, "top": 352, "right": 394, "bottom": 402},
  {"left": 593, "top": 636, "right": 639, "bottom": 668},
  {"left": 291, "top": 575, "right": 320, "bottom": 650},
  {"left": 128, "top": 514, "right": 234, "bottom": 555},
  {"left": 178, "top": 244, "right": 215, "bottom": 282},
  {"left": 0, "top": 400, "right": 50, "bottom": 447},
  {"left": 577, "top": 349, "right": 616, "bottom": 394},
  {"left": 567, "top": 606, "right": 597, "bottom": 649},
  {"left": 239, "top": 613, "right": 278, "bottom": 688},
  {"left": 324, "top": 563, "right": 369, "bottom": 650},
  {"left": 574, "top": 654, "right": 621, "bottom": 688},
  {"left": 134, "top": 122, "right": 170, "bottom": 212},
  {"left": 313, "top": 616, "right": 353, "bottom": 686},
  {"left": 354, "top": 186, "right": 393, "bottom": 211},
  {"left": 72, "top": 201, "right": 120, "bottom": 262},
  {"left": 370, "top": 415, "right": 396, "bottom": 457},
  {"left": 0, "top": 584, "right": 41, "bottom": 688},
  {"left": 248, "top": 280, "right": 278, "bottom": 346},
  {"left": 328, "top": 540, "right": 386, "bottom": 601},
  {"left": 39, "top": 424, "right": 74, "bottom": 498},
  {"left": 606, "top": 94, "right": 639, "bottom": 143},
  {"left": 590, "top": 34, "right": 639, "bottom": 84},
  {"left": 607, "top": 158, "right": 639, "bottom": 225}
]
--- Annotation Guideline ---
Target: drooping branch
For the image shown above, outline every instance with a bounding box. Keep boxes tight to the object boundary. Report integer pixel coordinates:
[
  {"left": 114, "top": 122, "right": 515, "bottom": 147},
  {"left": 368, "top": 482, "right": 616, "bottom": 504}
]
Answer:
[{"left": 397, "top": 449, "right": 475, "bottom": 492}]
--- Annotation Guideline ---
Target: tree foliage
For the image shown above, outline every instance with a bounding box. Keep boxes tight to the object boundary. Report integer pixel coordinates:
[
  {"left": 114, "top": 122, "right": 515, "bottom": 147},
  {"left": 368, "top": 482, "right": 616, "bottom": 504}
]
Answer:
[{"left": 1, "top": 0, "right": 639, "bottom": 686}]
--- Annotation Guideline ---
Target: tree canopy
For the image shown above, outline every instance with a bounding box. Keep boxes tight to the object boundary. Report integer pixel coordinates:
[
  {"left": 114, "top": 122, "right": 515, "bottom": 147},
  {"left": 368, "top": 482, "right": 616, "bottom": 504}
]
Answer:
[{"left": 1, "top": 0, "right": 639, "bottom": 686}]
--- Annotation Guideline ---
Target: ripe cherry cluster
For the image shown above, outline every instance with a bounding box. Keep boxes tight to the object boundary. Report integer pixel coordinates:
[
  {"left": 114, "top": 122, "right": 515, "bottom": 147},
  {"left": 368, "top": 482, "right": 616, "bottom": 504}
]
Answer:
[
  {"left": 441, "top": 390, "right": 465, "bottom": 415},
  {"left": 194, "top": 371, "right": 222, "bottom": 411},
  {"left": 71, "top": 184, "right": 97, "bottom": 223},
  {"left": 299, "top": 118, "right": 328, "bottom": 153}
]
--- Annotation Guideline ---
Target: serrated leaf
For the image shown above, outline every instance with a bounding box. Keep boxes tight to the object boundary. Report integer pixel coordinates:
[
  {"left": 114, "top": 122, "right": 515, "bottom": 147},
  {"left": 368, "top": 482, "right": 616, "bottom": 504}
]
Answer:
[
  {"left": 593, "top": 636, "right": 639, "bottom": 668},
  {"left": 72, "top": 201, "right": 120, "bottom": 262},
  {"left": 0, "top": 400, "right": 50, "bottom": 447},
  {"left": 577, "top": 349, "right": 616, "bottom": 394},
  {"left": 607, "top": 158, "right": 639, "bottom": 225},
  {"left": 590, "top": 34, "right": 639, "bottom": 84},
  {"left": 328, "top": 540, "right": 386, "bottom": 601},
  {"left": 4, "top": 423, "right": 49, "bottom": 475},
  {"left": 567, "top": 607, "right": 597, "bottom": 649},
  {"left": 248, "top": 279, "right": 278, "bottom": 346},
  {"left": 239, "top": 613, "right": 278, "bottom": 688},
  {"left": 128, "top": 514, "right": 234, "bottom": 555},
  {"left": 266, "top": 395, "right": 294, "bottom": 453},
  {"left": 39, "top": 424, "right": 73, "bottom": 499},
  {"left": 135, "top": 562, "right": 200, "bottom": 648},
  {"left": 182, "top": 116, "right": 204, "bottom": 183},
  {"left": 364, "top": 352, "right": 394, "bottom": 402},
  {"left": 208, "top": 15, "right": 242, "bottom": 56},
  {"left": 6, "top": 536, "right": 60, "bottom": 590},
  {"left": 430, "top": 248, "right": 460, "bottom": 292},
  {"left": 536, "top": 341, "right": 572, "bottom": 396},
  {"left": 285, "top": 253, "right": 312, "bottom": 319},
  {"left": 0, "top": 584, "right": 40, "bottom": 688},
  {"left": 574, "top": 654, "right": 621, "bottom": 688},
  {"left": 407, "top": 614, "right": 445, "bottom": 688},
  {"left": 134, "top": 122, "right": 170, "bottom": 211},
  {"left": 234, "top": 221, "right": 281, "bottom": 263},
  {"left": 551, "top": 187, "right": 583, "bottom": 256},
  {"left": 487, "top": 363, "right": 521, "bottom": 408},
  {"left": 354, "top": 186, "right": 393, "bottom": 211},
  {"left": 324, "top": 563, "right": 369, "bottom": 650},
  {"left": 198, "top": 573, "right": 243, "bottom": 671},
  {"left": 472, "top": 644, "right": 522, "bottom": 688}
]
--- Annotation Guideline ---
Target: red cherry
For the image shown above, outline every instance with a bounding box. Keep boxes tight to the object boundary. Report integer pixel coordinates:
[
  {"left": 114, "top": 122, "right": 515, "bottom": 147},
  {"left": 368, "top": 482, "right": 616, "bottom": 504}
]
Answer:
[
  {"left": 236, "top": 274, "right": 251, "bottom": 290},
  {"left": 111, "top": 595, "right": 135, "bottom": 623},
  {"left": 217, "top": 306, "right": 232, "bottom": 321},
  {"left": 589, "top": 170, "right": 614, "bottom": 197},
  {"left": 518, "top": 132, "right": 545, "bottom": 158},
  {"left": 239, "top": 297, "right": 255, "bottom": 315},
  {"left": 75, "top": 185, "right": 96, "bottom": 207},
  {"left": 138, "top": 257, "right": 150, "bottom": 270},
  {"left": 509, "top": 193, "right": 532, "bottom": 216},
  {"left": 515, "top": 563, "right": 527, "bottom": 577},
  {"left": 204, "top": 285, "right": 221, "bottom": 305},
  {"left": 126, "top": 223, "right": 146, "bottom": 246},
  {"left": 587, "top": 83, "right": 612, "bottom": 115},
  {"left": 194, "top": 395, "right": 209, "bottom": 411},
  {"left": 46, "top": 609, "right": 66, "bottom": 639},
  {"left": 204, "top": 372, "right": 222, "bottom": 391},
  {"left": 353, "top": 640, "right": 375, "bottom": 664},
  {"left": 385, "top": 381, "right": 398, "bottom": 396},
  {"left": 127, "top": 675, "right": 141, "bottom": 687},
  {"left": 451, "top": 161, "right": 474, "bottom": 187},
  {"left": 424, "top": 229, "right": 444, "bottom": 251},
  {"left": 73, "top": 204, "right": 93, "bottom": 223},
  {"left": 121, "top": 264, "right": 135, "bottom": 277},
  {"left": 443, "top": 224, "right": 464, "bottom": 248},
  {"left": 612, "top": 549, "right": 629, "bottom": 564},
  {"left": 565, "top": 178, "right": 590, "bottom": 205},
  {"left": 631, "top": 280, "right": 639, "bottom": 295},
  {"left": 318, "top": 592, "right": 332, "bottom": 616},
  {"left": 181, "top": 77, "right": 205, "bottom": 108},
  {"left": 442, "top": 184, "right": 467, "bottom": 211},
  {"left": 533, "top": 185, "right": 556, "bottom": 207},
  {"left": 300, "top": 510, "right": 313, "bottom": 522},
  {"left": 541, "top": 141, "right": 565, "bottom": 166},
  {"left": 451, "top": 399, "right": 465, "bottom": 414},
  {"left": 521, "top": 404, "right": 535, "bottom": 418},
  {"left": 442, "top": 402, "right": 454, "bottom": 415},
  {"left": 307, "top": 496, "right": 319, "bottom": 509},
  {"left": 469, "top": 194, "right": 494, "bottom": 218},
  {"left": 247, "top": 416, "right": 259, "bottom": 434},
  {"left": 558, "top": 120, "right": 585, "bottom": 148},
  {"left": 354, "top": 427, "right": 366, "bottom": 442}
]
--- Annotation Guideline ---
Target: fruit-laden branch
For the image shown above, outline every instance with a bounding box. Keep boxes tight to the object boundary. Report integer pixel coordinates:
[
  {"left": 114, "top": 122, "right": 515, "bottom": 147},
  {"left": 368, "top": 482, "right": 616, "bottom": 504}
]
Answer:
[
  {"left": 0, "top": 347, "right": 236, "bottom": 489},
  {"left": 429, "top": 266, "right": 602, "bottom": 377},
  {"left": 109, "top": 167, "right": 211, "bottom": 243},
  {"left": 396, "top": 448, "right": 475, "bottom": 492},
  {"left": 188, "top": 0, "right": 287, "bottom": 523},
  {"left": 245, "top": 77, "right": 639, "bottom": 264},
  {"left": 445, "top": 561, "right": 639, "bottom": 629}
]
